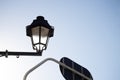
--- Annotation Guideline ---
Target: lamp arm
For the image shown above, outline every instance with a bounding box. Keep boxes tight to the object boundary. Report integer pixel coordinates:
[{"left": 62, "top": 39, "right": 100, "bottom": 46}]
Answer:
[
  {"left": 23, "top": 58, "right": 92, "bottom": 80},
  {"left": 0, "top": 50, "right": 41, "bottom": 58}
]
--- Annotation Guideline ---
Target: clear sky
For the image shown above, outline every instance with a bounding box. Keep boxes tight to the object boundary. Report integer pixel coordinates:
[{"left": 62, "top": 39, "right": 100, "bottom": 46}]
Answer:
[{"left": 0, "top": 0, "right": 120, "bottom": 80}]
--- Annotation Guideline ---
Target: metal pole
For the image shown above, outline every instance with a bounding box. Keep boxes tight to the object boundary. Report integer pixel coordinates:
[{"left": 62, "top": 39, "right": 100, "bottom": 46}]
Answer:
[
  {"left": 0, "top": 50, "right": 41, "bottom": 57},
  {"left": 23, "top": 58, "right": 92, "bottom": 80}
]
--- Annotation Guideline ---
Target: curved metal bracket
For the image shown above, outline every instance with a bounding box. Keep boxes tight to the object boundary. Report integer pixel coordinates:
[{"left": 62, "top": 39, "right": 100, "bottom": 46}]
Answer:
[{"left": 23, "top": 58, "right": 92, "bottom": 80}]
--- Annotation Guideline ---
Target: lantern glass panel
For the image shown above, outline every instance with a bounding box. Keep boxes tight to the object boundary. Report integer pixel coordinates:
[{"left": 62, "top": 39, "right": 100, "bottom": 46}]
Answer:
[{"left": 31, "top": 26, "right": 49, "bottom": 52}]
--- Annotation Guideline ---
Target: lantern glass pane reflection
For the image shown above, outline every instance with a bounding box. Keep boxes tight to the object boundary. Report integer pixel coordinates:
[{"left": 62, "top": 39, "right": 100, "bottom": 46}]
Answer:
[{"left": 31, "top": 26, "right": 49, "bottom": 52}]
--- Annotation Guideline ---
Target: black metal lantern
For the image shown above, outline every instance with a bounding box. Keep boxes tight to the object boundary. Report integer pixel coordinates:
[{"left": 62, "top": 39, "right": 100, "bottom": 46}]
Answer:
[{"left": 26, "top": 16, "right": 54, "bottom": 55}]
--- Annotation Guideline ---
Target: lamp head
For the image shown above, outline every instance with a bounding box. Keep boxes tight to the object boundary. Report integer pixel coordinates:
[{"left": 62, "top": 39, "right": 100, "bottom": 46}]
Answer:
[{"left": 26, "top": 16, "right": 54, "bottom": 55}]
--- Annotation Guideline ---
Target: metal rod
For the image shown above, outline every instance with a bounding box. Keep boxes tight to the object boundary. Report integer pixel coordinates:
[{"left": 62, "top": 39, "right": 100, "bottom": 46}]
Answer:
[
  {"left": 23, "top": 58, "right": 92, "bottom": 80},
  {"left": 0, "top": 50, "right": 41, "bottom": 57}
]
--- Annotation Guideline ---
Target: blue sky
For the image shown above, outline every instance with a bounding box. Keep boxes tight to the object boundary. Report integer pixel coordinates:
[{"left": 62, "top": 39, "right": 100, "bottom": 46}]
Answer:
[{"left": 0, "top": 0, "right": 120, "bottom": 80}]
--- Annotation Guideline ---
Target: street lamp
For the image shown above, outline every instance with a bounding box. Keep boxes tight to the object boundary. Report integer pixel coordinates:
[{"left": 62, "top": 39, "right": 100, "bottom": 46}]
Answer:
[
  {"left": 0, "top": 16, "right": 54, "bottom": 57},
  {"left": 26, "top": 16, "right": 54, "bottom": 55},
  {"left": 0, "top": 16, "right": 93, "bottom": 80}
]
